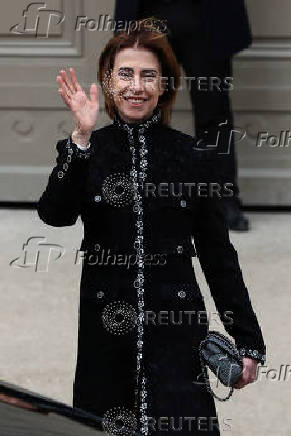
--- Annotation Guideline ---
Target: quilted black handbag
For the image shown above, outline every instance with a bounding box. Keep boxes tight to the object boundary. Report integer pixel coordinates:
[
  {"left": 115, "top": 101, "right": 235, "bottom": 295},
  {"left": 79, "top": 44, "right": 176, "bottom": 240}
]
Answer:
[{"left": 199, "top": 330, "right": 244, "bottom": 401}]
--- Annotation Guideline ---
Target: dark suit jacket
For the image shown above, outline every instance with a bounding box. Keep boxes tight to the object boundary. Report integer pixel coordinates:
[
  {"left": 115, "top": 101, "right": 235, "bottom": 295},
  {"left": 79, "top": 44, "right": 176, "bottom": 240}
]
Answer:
[{"left": 114, "top": 0, "right": 252, "bottom": 59}]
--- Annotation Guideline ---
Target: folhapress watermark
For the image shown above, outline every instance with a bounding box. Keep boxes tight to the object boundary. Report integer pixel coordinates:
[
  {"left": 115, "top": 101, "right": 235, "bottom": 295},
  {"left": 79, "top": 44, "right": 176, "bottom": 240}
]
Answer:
[
  {"left": 256, "top": 131, "right": 291, "bottom": 148},
  {"left": 78, "top": 244, "right": 167, "bottom": 269},
  {"left": 9, "top": 237, "right": 168, "bottom": 272},
  {"left": 194, "top": 363, "right": 291, "bottom": 388},
  {"left": 10, "top": 5, "right": 167, "bottom": 38},
  {"left": 10, "top": 2, "right": 65, "bottom": 38},
  {"left": 75, "top": 14, "right": 167, "bottom": 34},
  {"left": 10, "top": 236, "right": 65, "bottom": 272},
  {"left": 256, "top": 364, "right": 291, "bottom": 382}
]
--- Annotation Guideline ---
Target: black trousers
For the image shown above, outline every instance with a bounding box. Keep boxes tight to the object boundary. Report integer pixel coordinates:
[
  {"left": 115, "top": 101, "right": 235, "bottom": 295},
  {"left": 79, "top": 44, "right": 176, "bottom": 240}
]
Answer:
[{"left": 138, "top": 0, "right": 240, "bottom": 201}]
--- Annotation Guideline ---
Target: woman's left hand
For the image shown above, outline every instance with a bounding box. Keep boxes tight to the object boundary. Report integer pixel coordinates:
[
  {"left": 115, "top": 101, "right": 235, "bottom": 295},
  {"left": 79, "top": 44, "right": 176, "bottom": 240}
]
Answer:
[{"left": 233, "top": 357, "right": 258, "bottom": 389}]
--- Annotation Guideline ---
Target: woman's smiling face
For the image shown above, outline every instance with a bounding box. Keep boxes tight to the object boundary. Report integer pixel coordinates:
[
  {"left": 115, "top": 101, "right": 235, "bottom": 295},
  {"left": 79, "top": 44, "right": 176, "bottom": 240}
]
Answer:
[{"left": 110, "top": 47, "right": 165, "bottom": 123}]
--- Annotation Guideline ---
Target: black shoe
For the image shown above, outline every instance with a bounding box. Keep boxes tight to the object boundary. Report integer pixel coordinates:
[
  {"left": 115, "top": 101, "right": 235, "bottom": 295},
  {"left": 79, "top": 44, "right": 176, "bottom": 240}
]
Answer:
[
  {"left": 228, "top": 212, "right": 249, "bottom": 231},
  {"left": 224, "top": 199, "right": 250, "bottom": 231}
]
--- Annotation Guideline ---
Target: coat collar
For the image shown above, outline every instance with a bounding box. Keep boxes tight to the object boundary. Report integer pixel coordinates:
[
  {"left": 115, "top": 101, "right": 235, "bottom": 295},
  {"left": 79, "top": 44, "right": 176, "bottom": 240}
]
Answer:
[{"left": 113, "top": 106, "right": 162, "bottom": 132}]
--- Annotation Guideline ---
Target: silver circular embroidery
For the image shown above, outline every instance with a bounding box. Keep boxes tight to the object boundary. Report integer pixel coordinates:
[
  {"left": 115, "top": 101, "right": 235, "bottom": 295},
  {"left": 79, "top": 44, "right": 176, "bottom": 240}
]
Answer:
[
  {"left": 102, "top": 172, "right": 134, "bottom": 207},
  {"left": 94, "top": 194, "right": 102, "bottom": 202},
  {"left": 176, "top": 245, "right": 183, "bottom": 254},
  {"left": 96, "top": 291, "right": 104, "bottom": 299},
  {"left": 102, "top": 406, "right": 137, "bottom": 436},
  {"left": 102, "top": 301, "right": 137, "bottom": 335},
  {"left": 114, "top": 109, "right": 161, "bottom": 436}
]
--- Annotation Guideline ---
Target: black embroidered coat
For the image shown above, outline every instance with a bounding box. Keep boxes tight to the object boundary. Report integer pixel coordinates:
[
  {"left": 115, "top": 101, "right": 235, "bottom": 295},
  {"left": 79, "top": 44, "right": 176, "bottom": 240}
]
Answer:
[{"left": 37, "top": 109, "right": 266, "bottom": 436}]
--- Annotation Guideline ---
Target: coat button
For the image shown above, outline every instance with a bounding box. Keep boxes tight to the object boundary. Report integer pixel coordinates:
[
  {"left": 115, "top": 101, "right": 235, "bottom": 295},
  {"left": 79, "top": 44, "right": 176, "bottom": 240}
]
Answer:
[
  {"left": 94, "top": 195, "right": 102, "bottom": 202},
  {"left": 177, "top": 290, "right": 186, "bottom": 298},
  {"left": 176, "top": 245, "right": 183, "bottom": 254},
  {"left": 58, "top": 171, "right": 64, "bottom": 178},
  {"left": 180, "top": 200, "right": 187, "bottom": 207},
  {"left": 96, "top": 291, "right": 104, "bottom": 298}
]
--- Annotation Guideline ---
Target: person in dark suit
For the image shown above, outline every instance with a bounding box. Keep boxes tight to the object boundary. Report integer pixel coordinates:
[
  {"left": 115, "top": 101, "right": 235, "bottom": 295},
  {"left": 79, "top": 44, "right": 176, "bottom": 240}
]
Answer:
[{"left": 114, "top": 0, "right": 252, "bottom": 231}]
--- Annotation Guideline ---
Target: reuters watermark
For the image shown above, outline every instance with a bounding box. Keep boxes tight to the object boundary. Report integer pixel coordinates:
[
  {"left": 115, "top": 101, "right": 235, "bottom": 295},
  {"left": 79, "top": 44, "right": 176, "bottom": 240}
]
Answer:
[
  {"left": 102, "top": 407, "right": 232, "bottom": 435},
  {"left": 101, "top": 299, "right": 234, "bottom": 333},
  {"left": 143, "top": 182, "right": 234, "bottom": 198},
  {"left": 101, "top": 174, "right": 235, "bottom": 208},
  {"left": 146, "top": 415, "right": 231, "bottom": 432},
  {"left": 144, "top": 310, "right": 233, "bottom": 327},
  {"left": 102, "top": 70, "right": 234, "bottom": 95}
]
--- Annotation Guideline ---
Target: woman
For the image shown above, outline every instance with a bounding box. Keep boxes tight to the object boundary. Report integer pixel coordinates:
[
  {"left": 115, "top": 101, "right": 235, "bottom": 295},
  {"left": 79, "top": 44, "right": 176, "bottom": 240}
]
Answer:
[{"left": 37, "top": 19, "right": 266, "bottom": 436}]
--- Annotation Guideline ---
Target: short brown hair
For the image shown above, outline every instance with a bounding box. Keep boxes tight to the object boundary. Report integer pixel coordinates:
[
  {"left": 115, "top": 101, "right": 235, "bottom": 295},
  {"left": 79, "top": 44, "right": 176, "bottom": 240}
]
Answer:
[{"left": 97, "top": 18, "right": 181, "bottom": 125}]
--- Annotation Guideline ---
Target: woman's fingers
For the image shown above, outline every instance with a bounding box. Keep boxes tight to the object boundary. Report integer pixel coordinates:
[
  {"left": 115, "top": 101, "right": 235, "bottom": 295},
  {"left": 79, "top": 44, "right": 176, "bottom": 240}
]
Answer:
[
  {"left": 56, "top": 75, "right": 69, "bottom": 96},
  {"left": 57, "top": 69, "right": 98, "bottom": 126},
  {"left": 233, "top": 372, "right": 248, "bottom": 388},
  {"left": 58, "top": 68, "right": 87, "bottom": 101},
  {"left": 57, "top": 75, "right": 72, "bottom": 108},
  {"left": 234, "top": 382, "right": 245, "bottom": 389},
  {"left": 57, "top": 75, "right": 72, "bottom": 101},
  {"left": 69, "top": 67, "right": 82, "bottom": 92},
  {"left": 57, "top": 86, "right": 71, "bottom": 108},
  {"left": 233, "top": 376, "right": 246, "bottom": 389},
  {"left": 60, "top": 69, "right": 74, "bottom": 95},
  {"left": 90, "top": 83, "right": 99, "bottom": 104},
  {"left": 233, "top": 358, "right": 257, "bottom": 389}
]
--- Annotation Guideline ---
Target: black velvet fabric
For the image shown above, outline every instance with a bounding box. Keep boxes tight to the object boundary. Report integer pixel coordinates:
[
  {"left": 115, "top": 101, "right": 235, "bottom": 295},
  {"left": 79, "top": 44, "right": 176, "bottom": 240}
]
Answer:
[{"left": 37, "top": 114, "right": 266, "bottom": 436}]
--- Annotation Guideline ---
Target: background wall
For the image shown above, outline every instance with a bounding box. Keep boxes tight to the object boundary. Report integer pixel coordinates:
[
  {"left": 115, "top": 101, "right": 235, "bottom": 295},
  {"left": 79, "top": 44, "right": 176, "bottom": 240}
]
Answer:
[{"left": 0, "top": 0, "right": 290, "bottom": 205}]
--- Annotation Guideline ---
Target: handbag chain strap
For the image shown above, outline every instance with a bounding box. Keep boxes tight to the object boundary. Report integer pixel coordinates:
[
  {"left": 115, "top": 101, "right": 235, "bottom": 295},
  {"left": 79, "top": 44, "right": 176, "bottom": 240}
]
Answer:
[
  {"left": 199, "top": 351, "right": 234, "bottom": 402},
  {"left": 198, "top": 331, "right": 241, "bottom": 402}
]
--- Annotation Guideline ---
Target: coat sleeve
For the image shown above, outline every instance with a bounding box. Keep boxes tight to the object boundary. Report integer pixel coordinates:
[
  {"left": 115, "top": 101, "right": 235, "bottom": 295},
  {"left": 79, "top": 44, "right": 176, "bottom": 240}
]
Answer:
[
  {"left": 191, "top": 181, "right": 266, "bottom": 365},
  {"left": 37, "top": 134, "right": 93, "bottom": 227}
]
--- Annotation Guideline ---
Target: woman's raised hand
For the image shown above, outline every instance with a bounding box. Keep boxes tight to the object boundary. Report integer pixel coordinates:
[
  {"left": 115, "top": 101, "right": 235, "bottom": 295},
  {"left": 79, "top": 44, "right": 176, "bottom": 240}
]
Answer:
[{"left": 57, "top": 67, "right": 99, "bottom": 135}]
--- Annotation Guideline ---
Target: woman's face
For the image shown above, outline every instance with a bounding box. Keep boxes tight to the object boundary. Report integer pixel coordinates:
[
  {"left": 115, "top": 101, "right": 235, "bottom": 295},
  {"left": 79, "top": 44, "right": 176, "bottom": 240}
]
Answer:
[{"left": 110, "top": 47, "right": 165, "bottom": 123}]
